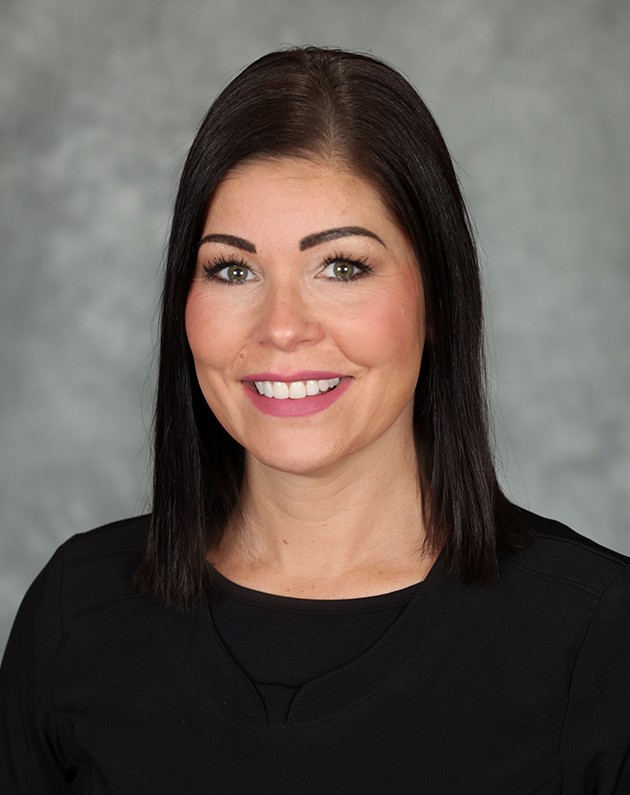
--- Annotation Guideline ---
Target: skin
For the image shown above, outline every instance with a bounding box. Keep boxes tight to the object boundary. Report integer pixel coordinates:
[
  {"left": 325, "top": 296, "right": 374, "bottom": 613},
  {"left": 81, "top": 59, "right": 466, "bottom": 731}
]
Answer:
[{"left": 186, "top": 157, "right": 434, "bottom": 597}]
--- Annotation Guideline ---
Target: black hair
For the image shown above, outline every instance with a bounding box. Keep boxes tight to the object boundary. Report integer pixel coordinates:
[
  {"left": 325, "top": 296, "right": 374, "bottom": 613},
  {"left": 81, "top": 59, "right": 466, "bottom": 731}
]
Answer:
[{"left": 136, "top": 46, "right": 524, "bottom": 608}]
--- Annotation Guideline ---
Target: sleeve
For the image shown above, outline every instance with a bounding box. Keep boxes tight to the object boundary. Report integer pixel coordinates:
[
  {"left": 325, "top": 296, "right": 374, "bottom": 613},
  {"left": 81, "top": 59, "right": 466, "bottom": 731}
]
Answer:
[
  {"left": 560, "top": 561, "right": 630, "bottom": 793},
  {"left": 0, "top": 545, "right": 74, "bottom": 794}
]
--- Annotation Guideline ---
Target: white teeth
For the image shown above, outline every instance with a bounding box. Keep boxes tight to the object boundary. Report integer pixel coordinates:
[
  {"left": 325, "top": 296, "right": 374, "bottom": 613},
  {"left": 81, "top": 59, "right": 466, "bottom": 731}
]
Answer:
[
  {"left": 253, "top": 378, "right": 343, "bottom": 399},
  {"left": 272, "top": 381, "right": 290, "bottom": 399},
  {"left": 288, "top": 381, "right": 307, "bottom": 399}
]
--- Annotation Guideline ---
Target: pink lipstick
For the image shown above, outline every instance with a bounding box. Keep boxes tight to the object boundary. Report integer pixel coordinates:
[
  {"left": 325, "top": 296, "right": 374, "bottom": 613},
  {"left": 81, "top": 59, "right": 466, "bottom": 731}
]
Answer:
[{"left": 242, "top": 374, "right": 352, "bottom": 417}]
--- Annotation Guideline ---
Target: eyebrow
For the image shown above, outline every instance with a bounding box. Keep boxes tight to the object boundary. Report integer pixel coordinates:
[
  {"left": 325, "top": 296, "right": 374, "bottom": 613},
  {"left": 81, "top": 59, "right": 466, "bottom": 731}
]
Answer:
[
  {"left": 197, "top": 233, "right": 256, "bottom": 253},
  {"left": 196, "top": 226, "right": 386, "bottom": 254},
  {"left": 299, "top": 226, "right": 386, "bottom": 251}
]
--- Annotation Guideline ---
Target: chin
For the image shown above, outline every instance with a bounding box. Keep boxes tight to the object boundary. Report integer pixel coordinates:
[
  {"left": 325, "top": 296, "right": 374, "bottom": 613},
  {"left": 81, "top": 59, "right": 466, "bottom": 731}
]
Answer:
[{"left": 246, "top": 436, "right": 348, "bottom": 478}]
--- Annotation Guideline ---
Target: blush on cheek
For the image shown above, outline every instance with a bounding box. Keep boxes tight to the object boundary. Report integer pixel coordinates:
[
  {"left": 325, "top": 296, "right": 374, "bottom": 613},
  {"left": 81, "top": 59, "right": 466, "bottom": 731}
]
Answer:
[
  {"left": 336, "top": 291, "right": 424, "bottom": 371},
  {"left": 184, "top": 291, "right": 205, "bottom": 353},
  {"left": 185, "top": 289, "right": 239, "bottom": 370}
]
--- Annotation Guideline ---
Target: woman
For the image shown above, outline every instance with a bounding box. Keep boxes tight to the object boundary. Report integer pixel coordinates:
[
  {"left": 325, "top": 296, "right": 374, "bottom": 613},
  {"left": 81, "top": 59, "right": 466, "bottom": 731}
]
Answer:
[{"left": 1, "top": 46, "right": 629, "bottom": 793}]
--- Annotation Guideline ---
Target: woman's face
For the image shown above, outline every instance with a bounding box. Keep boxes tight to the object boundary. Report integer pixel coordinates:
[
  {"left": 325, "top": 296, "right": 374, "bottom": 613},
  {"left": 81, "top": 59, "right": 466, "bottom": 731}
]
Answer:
[{"left": 186, "top": 157, "right": 425, "bottom": 477}]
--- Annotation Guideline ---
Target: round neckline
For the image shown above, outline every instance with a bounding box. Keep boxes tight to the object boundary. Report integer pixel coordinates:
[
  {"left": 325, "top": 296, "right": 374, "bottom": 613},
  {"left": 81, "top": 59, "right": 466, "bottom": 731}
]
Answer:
[
  {"left": 208, "top": 564, "right": 428, "bottom": 614},
  {"left": 170, "top": 551, "right": 470, "bottom": 727}
]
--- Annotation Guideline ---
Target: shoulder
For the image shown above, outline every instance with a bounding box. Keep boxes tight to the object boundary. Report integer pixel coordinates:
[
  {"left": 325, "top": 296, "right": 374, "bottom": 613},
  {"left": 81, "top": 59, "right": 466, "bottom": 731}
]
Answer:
[
  {"left": 58, "top": 514, "right": 151, "bottom": 617},
  {"left": 0, "top": 516, "right": 152, "bottom": 786},
  {"left": 61, "top": 513, "right": 150, "bottom": 568},
  {"left": 63, "top": 513, "right": 150, "bottom": 562},
  {"left": 11, "top": 515, "right": 151, "bottom": 632},
  {"left": 501, "top": 507, "right": 629, "bottom": 598},
  {"left": 2, "top": 515, "right": 152, "bottom": 707}
]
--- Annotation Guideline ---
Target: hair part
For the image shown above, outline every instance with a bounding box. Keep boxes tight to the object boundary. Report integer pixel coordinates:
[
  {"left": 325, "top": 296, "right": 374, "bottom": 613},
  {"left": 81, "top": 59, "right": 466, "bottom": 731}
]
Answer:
[{"left": 136, "top": 46, "right": 525, "bottom": 609}]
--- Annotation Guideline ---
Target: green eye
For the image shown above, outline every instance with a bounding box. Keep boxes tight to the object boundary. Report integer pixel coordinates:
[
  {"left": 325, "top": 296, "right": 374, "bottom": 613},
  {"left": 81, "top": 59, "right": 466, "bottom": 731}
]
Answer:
[
  {"left": 203, "top": 257, "right": 256, "bottom": 284},
  {"left": 331, "top": 261, "right": 356, "bottom": 279},
  {"left": 321, "top": 259, "right": 363, "bottom": 280},
  {"left": 213, "top": 262, "right": 255, "bottom": 282},
  {"left": 226, "top": 264, "right": 249, "bottom": 281}
]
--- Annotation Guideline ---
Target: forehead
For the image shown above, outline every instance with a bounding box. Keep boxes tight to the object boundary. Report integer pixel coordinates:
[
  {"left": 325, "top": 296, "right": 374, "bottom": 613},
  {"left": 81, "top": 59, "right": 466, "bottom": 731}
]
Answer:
[{"left": 203, "top": 157, "right": 399, "bottom": 239}]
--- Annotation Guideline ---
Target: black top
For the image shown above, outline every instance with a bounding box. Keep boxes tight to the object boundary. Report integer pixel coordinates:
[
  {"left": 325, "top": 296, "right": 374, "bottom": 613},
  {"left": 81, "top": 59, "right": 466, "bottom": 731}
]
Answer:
[
  {"left": 209, "top": 564, "right": 418, "bottom": 685},
  {"left": 1, "top": 509, "right": 630, "bottom": 793},
  {"left": 209, "top": 567, "right": 418, "bottom": 722}
]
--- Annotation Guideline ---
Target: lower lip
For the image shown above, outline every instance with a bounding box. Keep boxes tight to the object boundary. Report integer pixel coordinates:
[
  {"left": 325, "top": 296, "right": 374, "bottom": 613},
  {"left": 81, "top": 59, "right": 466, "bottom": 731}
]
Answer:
[{"left": 243, "top": 378, "right": 352, "bottom": 417}]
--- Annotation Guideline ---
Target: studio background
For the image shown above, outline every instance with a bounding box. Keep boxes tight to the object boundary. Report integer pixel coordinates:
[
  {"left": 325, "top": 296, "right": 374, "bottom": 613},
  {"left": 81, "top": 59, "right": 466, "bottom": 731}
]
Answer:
[{"left": 1, "top": 0, "right": 629, "bottom": 655}]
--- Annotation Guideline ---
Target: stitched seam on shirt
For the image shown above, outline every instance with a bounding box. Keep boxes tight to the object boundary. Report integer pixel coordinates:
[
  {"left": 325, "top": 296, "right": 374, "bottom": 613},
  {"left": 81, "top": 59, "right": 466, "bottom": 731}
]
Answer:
[
  {"left": 531, "top": 532, "right": 627, "bottom": 564},
  {"left": 63, "top": 546, "right": 144, "bottom": 569},
  {"left": 205, "top": 605, "right": 271, "bottom": 718},
  {"left": 166, "top": 608, "right": 269, "bottom": 727},
  {"left": 212, "top": 598, "right": 414, "bottom": 616},
  {"left": 525, "top": 770, "right": 562, "bottom": 794},
  {"left": 284, "top": 587, "right": 473, "bottom": 729},
  {"left": 53, "top": 710, "right": 94, "bottom": 795},
  {"left": 251, "top": 589, "right": 470, "bottom": 733},
  {"left": 62, "top": 594, "right": 149, "bottom": 621},
  {"left": 503, "top": 558, "right": 604, "bottom": 597},
  {"left": 490, "top": 749, "right": 560, "bottom": 794},
  {"left": 168, "top": 585, "right": 469, "bottom": 735},
  {"left": 210, "top": 582, "right": 422, "bottom": 614},
  {"left": 557, "top": 563, "right": 629, "bottom": 773},
  {"left": 52, "top": 544, "right": 94, "bottom": 793}
]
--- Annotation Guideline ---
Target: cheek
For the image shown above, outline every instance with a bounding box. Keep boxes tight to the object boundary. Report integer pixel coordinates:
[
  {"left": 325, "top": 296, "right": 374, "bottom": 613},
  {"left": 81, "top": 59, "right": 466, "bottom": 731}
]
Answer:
[
  {"left": 184, "top": 288, "right": 244, "bottom": 372},
  {"left": 184, "top": 289, "right": 247, "bottom": 433},
  {"left": 333, "top": 284, "right": 425, "bottom": 372}
]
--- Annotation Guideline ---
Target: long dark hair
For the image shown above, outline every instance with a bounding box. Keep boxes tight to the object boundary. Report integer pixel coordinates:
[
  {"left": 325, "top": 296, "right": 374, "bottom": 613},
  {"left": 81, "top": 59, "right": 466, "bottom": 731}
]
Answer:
[{"left": 136, "top": 46, "right": 524, "bottom": 608}]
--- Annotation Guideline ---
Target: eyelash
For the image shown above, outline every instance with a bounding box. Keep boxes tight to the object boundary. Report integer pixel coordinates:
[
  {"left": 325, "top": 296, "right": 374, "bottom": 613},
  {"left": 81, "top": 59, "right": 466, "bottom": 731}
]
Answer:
[
  {"left": 202, "top": 254, "right": 253, "bottom": 285},
  {"left": 320, "top": 252, "right": 373, "bottom": 282},
  {"left": 201, "top": 252, "right": 374, "bottom": 284}
]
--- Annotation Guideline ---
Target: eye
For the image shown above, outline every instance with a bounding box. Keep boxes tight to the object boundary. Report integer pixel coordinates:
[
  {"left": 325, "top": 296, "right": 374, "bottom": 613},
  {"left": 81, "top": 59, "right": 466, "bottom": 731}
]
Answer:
[
  {"left": 319, "top": 255, "right": 372, "bottom": 281},
  {"left": 203, "top": 257, "right": 256, "bottom": 284},
  {"left": 220, "top": 263, "right": 255, "bottom": 282}
]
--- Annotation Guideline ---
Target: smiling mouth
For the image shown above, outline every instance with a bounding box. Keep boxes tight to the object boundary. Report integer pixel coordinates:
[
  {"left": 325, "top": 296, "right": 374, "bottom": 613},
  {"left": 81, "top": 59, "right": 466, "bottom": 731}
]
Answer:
[{"left": 252, "top": 378, "right": 342, "bottom": 399}]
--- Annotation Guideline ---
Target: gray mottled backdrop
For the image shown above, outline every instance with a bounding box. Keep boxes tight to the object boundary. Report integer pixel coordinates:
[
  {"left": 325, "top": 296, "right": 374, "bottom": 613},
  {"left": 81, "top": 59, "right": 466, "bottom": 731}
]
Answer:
[{"left": 1, "top": 0, "right": 629, "bottom": 654}]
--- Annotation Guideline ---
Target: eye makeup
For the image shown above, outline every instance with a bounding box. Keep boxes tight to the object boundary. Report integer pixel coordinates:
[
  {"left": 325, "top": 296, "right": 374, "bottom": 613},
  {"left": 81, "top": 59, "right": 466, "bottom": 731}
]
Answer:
[
  {"left": 318, "top": 252, "right": 374, "bottom": 282},
  {"left": 202, "top": 250, "right": 375, "bottom": 285},
  {"left": 202, "top": 254, "right": 255, "bottom": 284}
]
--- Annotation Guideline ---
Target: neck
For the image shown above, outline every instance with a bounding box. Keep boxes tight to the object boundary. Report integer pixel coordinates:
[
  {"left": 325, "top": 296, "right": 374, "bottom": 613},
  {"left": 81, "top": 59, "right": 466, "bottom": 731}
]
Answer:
[{"left": 210, "top": 428, "right": 433, "bottom": 598}]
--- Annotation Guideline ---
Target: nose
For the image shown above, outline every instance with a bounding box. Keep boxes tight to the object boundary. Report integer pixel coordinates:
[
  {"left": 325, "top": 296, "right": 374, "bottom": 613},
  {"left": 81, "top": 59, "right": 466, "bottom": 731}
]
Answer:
[{"left": 253, "top": 282, "right": 324, "bottom": 352}]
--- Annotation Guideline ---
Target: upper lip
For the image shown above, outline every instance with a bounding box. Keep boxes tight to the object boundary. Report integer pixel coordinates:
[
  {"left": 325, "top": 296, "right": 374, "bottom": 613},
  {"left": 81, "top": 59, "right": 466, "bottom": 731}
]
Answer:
[{"left": 243, "top": 371, "right": 346, "bottom": 382}]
